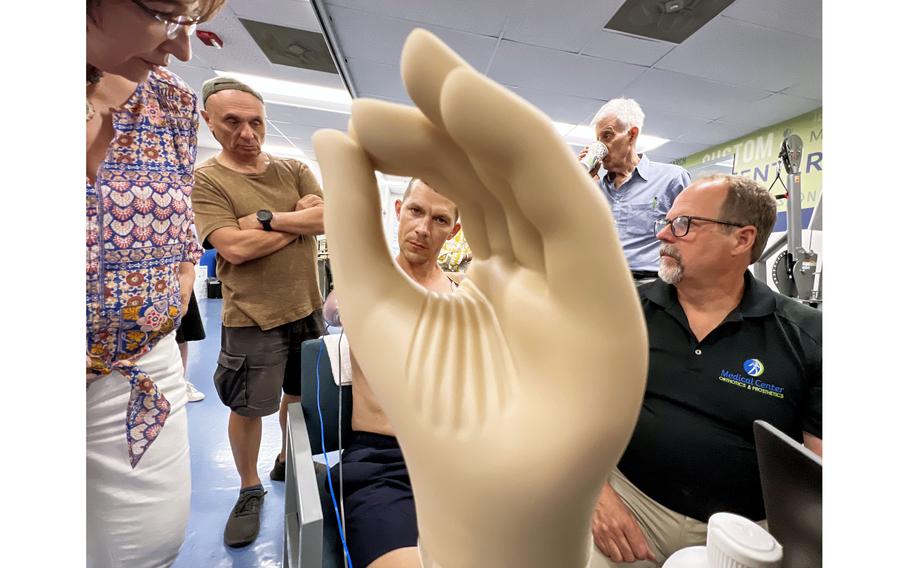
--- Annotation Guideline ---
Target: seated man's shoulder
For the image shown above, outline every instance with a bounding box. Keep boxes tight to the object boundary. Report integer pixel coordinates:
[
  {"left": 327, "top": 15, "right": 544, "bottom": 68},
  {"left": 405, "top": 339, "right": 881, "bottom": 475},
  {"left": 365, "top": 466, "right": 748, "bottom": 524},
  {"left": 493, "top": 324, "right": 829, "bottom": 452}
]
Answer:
[
  {"left": 636, "top": 279, "right": 663, "bottom": 305},
  {"left": 771, "top": 292, "right": 822, "bottom": 342}
]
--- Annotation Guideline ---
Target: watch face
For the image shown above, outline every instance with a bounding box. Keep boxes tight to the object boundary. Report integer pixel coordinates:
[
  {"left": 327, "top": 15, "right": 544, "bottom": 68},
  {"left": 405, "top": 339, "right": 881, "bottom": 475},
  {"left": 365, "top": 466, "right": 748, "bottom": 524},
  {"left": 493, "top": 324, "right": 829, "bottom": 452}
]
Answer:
[{"left": 256, "top": 210, "right": 272, "bottom": 222}]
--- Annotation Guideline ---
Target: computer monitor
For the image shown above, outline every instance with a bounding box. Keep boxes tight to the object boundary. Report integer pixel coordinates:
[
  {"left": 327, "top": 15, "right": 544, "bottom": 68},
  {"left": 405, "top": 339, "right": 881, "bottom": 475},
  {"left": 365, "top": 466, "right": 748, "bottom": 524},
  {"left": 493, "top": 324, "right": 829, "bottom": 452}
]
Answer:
[{"left": 753, "top": 420, "right": 822, "bottom": 568}]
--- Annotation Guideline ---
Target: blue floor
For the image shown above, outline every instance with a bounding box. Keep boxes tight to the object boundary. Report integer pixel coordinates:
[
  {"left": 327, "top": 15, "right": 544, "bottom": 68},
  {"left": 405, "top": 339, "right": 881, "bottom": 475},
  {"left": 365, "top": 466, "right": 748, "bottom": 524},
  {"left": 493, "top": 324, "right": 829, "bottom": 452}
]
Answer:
[{"left": 174, "top": 298, "right": 286, "bottom": 568}]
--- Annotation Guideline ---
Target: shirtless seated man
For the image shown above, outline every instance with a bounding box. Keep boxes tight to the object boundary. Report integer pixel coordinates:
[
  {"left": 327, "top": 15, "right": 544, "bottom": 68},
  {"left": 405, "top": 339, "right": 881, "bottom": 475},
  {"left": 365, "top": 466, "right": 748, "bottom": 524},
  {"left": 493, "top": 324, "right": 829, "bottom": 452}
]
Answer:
[{"left": 330, "top": 178, "right": 461, "bottom": 568}]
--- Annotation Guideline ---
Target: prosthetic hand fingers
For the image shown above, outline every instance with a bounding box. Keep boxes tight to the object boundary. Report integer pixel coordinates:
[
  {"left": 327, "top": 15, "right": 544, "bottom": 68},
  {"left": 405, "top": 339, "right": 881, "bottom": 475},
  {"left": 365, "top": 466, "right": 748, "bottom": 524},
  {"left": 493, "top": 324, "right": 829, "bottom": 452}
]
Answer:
[
  {"left": 438, "top": 65, "right": 634, "bottom": 299},
  {"left": 312, "top": 127, "right": 424, "bottom": 362},
  {"left": 347, "top": 98, "right": 496, "bottom": 261},
  {"left": 398, "top": 31, "right": 544, "bottom": 270},
  {"left": 400, "top": 28, "right": 472, "bottom": 130}
]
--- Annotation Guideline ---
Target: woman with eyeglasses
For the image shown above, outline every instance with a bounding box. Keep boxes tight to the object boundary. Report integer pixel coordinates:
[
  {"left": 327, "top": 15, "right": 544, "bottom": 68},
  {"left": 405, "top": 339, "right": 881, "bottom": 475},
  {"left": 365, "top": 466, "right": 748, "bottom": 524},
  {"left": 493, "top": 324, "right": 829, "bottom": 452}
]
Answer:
[{"left": 86, "top": 1, "right": 224, "bottom": 566}]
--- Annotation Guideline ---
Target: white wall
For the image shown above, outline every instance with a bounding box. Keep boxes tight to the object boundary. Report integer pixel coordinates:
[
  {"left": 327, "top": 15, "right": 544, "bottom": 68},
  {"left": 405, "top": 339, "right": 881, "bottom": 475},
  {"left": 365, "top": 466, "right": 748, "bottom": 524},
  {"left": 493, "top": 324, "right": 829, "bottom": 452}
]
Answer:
[{"left": 196, "top": 145, "right": 219, "bottom": 164}]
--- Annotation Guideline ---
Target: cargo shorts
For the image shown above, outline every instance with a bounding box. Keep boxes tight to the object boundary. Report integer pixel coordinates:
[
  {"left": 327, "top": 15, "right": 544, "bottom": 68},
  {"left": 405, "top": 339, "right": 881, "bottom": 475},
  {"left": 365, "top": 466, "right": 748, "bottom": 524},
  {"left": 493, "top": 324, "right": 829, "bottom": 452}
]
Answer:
[{"left": 213, "top": 311, "right": 324, "bottom": 417}]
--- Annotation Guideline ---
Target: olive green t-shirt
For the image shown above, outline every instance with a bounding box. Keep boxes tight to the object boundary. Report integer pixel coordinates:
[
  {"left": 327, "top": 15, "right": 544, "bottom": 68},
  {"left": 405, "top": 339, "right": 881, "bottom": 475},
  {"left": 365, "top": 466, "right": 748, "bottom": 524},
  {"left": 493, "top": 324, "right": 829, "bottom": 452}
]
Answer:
[{"left": 192, "top": 155, "right": 323, "bottom": 330}]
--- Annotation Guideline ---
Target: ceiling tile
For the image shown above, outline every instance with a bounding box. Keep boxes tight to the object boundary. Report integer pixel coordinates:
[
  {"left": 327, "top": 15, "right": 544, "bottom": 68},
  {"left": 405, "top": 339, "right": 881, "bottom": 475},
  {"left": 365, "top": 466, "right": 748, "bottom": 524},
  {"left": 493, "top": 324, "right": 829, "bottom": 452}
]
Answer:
[
  {"left": 404, "top": 0, "right": 515, "bottom": 37},
  {"left": 265, "top": 133, "right": 292, "bottom": 145},
  {"left": 714, "top": 94, "right": 821, "bottom": 129},
  {"left": 229, "top": 0, "right": 322, "bottom": 32},
  {"left": 327, "top": 5, "right": 499, "bottom": 71},
  {"left": 264, "top": 133, "right": 301, "bottom": 151},
  {"left": 581, "top": 30, "right": 676, "bottom": 67},
  {"left": 721, "top": 0, "right": 822, "bottom": 39},
  {"left": 622, "top": 68, "right": 771, "bottom": 121},
  {"left": 345, "top": 58, "right": 410, "bottom": 102},
  {"left": 632, "top": 111, "right": 709, "bottom": 142},
  {"left": 646, "top": 140, "right": 713, "bottom": 163},
  {"left": 328, "top": 0, "right": 515, "bottom": 37},
  {"left": 189, "top": 6, "right": 347, "bottom": 90},
  {"left": 186, "top": 0, "right": 822, "bottom": 170},
  {"left": 488, "top": 40, "right": 646, "bottom": 100},
  {"left": 502, "top": 0, "right": 625, "bottom": 53},
  {"left": 510, "top": 87, "right": 606, "bottom": 125},
  {"left": 779, "top": 63, "right": 821, "bottom": 101},
  {"left": 270, "top": 123, "right": 341, "bottom": 148},
  {"left": 284, "top": 137, "right": 316, "bottom": 159},
  {"left": 654, "top": 16, "right": 821, "bottom": 93},
  {"left": 265, "top": 105, "right": 351, "bottom": 131},
  {"left": 675, "top": 120, "right": 765, "bottom": 146},
  {"left": 190, "top": 8, "right": 274, "bottom": 72},
  {"left": 325, "top": 0, "right": 428, "bottom": 15},
  {"left": 266, "top": 120, "right": 285, "bottom": 137}
]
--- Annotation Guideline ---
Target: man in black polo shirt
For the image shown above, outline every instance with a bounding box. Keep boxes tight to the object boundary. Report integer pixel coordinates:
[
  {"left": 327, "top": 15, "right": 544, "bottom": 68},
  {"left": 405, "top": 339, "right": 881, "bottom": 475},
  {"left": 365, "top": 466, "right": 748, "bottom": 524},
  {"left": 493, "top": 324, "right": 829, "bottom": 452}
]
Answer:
[{"left": 591, "top": 174, "right": 822, "bottom": 567}]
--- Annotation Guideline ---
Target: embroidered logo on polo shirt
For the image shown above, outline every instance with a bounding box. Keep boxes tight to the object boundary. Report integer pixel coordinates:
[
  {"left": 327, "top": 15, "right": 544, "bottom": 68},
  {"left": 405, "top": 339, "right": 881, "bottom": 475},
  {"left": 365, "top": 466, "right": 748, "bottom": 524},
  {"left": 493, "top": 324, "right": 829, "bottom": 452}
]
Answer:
[
  {"left": 718, "top": 365, "right": 786, "bottom": 400},
  {"left": 744, "top": 359, "right": 765, "bottom": 377}
]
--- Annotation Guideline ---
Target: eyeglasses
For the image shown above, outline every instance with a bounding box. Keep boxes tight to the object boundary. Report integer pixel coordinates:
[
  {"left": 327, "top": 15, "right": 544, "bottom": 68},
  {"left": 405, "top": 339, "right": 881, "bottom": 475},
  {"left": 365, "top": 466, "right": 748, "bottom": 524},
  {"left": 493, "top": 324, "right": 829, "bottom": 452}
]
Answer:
[
  {"left": 131, "top": 0, "right": 202, "bottom": 40},
  {"left": 654, "top": 215, "right": 746, "bottom": 238}
]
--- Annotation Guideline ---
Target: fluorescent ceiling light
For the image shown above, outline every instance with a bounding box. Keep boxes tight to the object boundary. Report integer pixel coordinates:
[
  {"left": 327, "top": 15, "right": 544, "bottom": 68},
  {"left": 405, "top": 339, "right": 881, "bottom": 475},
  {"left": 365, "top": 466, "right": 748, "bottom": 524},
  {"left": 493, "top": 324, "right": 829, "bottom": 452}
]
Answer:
[
  {"left": 214, "top": 70, "right": 670, "bottom": 153},
  {"left": 215, "top": 70, "right": 352, "bottom": 114},
  {"left": 552, "top": 121, "right": 575, "bottom": 136},
  {"left": 635, "top": 135, "right": 670, "bottom": 153},
  {"left": 564, "top": 125, "right": 596, "bottom": 145},
  {"left": 262, "top": 97, "right": 351, "bottom": 115}
]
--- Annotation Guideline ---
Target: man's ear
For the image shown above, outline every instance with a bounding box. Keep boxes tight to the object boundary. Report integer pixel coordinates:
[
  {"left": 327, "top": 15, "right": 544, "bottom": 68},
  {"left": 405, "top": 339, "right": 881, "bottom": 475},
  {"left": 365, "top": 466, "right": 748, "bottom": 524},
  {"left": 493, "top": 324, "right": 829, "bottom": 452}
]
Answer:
[
  {"left": 200, "top": 109, "right": 211, "bottom": 127},
  {"left": 732, "top": 225, "right": 756, "bottom": 258},
  {"left": 628, "top": 126, "right": 639, "bottom": 144},
  {"left": 395, "top": 199, "right": 402, "bottom": 220},
  {"left": 449, "top": 222, "right": 462, "bottom": 240}
]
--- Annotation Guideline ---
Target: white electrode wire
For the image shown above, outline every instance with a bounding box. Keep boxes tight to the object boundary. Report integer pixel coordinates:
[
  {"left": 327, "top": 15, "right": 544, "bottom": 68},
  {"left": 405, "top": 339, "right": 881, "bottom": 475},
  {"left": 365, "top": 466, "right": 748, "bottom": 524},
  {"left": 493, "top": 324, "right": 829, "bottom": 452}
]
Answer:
[{"left": 338, "top": 325, "right": 348, "bottom": 561}]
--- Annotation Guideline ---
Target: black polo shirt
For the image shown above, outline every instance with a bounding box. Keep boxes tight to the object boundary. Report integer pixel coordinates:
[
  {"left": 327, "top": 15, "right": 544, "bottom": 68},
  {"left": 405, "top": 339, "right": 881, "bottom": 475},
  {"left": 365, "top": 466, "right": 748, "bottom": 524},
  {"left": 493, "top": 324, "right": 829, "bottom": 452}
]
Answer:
[{"left": 617, "top": 272, "right": 821, "bottom": 522}]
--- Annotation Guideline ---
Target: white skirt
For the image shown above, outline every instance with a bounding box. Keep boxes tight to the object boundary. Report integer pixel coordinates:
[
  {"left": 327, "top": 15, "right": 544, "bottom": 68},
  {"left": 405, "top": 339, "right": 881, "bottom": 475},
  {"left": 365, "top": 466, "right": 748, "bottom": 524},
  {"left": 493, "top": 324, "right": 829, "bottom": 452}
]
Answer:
[{"left": 86, "top": 333, "right": 190, "bottom": 568}]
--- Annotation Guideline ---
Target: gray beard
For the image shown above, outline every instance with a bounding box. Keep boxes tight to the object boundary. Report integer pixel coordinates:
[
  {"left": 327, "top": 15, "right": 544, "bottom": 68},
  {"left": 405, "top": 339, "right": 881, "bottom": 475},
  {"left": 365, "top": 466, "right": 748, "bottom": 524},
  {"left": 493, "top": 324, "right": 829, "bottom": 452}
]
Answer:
[{"left": 658, "top": 256, "right": 683, "bottom": 285}]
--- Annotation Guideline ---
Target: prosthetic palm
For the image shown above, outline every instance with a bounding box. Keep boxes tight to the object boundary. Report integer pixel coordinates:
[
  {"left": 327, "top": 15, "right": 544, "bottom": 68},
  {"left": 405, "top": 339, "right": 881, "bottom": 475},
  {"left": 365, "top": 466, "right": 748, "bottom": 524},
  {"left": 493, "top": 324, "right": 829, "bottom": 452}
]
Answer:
[{"left": 313, "top": 29, "right": 648, "bottom": 568}]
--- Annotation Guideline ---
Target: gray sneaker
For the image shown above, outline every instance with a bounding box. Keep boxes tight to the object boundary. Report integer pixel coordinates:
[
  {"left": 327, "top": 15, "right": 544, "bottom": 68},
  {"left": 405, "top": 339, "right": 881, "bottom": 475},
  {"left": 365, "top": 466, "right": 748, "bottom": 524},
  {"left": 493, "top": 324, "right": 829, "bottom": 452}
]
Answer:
[{"left": 223, "top": 488, "right": 267, "bottom": 548}]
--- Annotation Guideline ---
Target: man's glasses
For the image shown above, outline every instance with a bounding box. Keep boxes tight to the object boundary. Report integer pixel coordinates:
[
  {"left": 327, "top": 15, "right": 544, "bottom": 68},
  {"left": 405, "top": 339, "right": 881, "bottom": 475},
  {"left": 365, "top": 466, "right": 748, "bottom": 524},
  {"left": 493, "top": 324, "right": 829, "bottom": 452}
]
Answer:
[
  {"left": 131, "top": 0, "right": 202, "bottom": 39},
  {"left": 654, "top": 215, "right": 746, "bottom": 238}
]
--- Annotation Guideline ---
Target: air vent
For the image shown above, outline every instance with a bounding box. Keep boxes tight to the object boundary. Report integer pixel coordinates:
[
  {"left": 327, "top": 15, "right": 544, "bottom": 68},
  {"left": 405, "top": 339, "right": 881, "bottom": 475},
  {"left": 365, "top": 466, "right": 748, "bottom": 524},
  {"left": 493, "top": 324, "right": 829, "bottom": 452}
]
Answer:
[
  {"left": 240, "top": 19, "right": 338, "bottom": 74},
  {"left": 604, "top": 0, "right": 735, "bottom": 44}
]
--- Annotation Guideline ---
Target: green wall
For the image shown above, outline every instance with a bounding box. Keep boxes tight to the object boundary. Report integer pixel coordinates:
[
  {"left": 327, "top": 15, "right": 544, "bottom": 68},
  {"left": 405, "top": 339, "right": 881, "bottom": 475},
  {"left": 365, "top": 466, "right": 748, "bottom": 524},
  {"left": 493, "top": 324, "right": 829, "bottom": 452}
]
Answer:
[{"left": 675, "top": 108, "right": 822, "bottom": 213}]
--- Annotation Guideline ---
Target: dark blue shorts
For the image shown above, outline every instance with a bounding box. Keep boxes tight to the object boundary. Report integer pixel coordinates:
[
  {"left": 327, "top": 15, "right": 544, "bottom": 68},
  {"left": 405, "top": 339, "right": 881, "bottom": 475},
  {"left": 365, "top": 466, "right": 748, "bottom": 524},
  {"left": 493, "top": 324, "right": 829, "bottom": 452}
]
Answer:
[{"left": 331, "top": 432, "right": 417, "bottom": 568}]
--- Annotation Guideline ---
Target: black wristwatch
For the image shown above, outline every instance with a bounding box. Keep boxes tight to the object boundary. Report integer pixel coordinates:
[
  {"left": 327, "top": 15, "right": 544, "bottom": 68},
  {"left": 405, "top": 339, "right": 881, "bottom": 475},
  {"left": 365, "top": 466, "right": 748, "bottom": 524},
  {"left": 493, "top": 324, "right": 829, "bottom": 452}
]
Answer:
[{"left": 256, "top": 209, "right": 273, "bottom": 231}]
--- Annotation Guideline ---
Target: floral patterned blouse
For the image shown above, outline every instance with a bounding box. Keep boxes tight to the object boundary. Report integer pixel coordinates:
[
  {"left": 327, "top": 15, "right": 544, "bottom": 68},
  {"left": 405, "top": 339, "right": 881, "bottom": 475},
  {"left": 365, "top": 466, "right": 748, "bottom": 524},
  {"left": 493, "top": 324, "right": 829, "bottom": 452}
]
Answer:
[{"left": 86, "top": 67, "right": 202, "bottom": 467}]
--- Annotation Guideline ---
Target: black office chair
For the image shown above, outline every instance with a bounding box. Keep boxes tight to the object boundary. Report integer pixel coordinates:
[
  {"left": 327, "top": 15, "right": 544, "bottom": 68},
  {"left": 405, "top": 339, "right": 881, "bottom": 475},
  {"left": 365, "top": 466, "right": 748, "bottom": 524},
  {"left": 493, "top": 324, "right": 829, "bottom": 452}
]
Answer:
[{"left": 285, "top": 337, "right": 353, "bottom": 568}]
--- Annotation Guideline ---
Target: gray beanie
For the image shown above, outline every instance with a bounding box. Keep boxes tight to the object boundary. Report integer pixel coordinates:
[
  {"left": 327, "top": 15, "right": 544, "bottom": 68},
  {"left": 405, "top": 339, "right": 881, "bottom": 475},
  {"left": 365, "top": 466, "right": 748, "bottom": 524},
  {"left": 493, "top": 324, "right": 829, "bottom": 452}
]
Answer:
[{"left": 201, "top": 76, "right": 264, "bottom": 106}]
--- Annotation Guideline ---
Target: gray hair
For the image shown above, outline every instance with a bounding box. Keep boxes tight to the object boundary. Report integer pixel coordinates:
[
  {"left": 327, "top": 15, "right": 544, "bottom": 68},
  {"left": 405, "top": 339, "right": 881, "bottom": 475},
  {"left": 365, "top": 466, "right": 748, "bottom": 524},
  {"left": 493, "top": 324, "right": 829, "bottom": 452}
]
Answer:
[
  {"left": 591, "top": 98, "right": 645, "bottom": 132},
  {"left": 710, "top": 175, "right": 778, "bottom": 264}
]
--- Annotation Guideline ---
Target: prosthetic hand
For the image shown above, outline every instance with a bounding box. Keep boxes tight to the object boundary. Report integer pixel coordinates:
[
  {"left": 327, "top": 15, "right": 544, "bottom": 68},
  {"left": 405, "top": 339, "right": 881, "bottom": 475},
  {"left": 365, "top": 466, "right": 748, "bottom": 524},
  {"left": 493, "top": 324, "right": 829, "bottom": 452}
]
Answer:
[{"left": 313, "top": 29, "right": 648, "bottom": 568}]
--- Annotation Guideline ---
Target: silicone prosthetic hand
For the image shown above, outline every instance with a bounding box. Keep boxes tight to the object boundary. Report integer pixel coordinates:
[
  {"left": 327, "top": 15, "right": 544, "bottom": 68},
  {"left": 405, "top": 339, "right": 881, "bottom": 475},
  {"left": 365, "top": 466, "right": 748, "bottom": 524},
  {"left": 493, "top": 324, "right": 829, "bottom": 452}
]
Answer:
[{"left": 313, "top": 29, "right": 648, "bottom": 568}]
